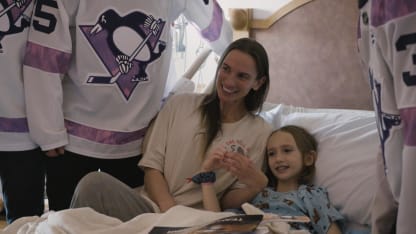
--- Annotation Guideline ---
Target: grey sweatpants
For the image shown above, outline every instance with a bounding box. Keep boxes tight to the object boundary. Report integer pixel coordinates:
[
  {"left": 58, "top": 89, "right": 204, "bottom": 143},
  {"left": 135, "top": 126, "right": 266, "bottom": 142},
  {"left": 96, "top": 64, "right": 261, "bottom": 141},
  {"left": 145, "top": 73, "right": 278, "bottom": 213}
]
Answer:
[{"left": 70, "top": 171, "right": 154, "bottom": 222}]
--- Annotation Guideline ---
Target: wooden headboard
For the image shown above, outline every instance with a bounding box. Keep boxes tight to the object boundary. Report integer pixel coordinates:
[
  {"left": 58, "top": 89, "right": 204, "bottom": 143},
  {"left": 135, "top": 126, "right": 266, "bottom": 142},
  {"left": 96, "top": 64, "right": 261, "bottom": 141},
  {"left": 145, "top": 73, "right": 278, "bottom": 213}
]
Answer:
[{"left": 236, "top": 0, "right": 373, "bottom": 110}]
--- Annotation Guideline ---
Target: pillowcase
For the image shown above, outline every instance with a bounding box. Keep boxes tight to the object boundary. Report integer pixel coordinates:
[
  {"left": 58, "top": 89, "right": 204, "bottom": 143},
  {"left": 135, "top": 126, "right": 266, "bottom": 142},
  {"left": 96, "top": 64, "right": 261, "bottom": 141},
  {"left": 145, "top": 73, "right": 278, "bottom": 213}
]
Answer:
[{"left": 260, "top": 103, "right": 378, "bottom": 226}]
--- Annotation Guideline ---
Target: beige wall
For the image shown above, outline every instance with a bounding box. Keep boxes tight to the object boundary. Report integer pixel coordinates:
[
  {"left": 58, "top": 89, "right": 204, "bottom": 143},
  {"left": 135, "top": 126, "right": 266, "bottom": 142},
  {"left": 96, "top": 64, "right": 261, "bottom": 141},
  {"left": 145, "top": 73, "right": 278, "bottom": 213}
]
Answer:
[{"left": 253, "top": 0, "right": 373, "bottom": 110}]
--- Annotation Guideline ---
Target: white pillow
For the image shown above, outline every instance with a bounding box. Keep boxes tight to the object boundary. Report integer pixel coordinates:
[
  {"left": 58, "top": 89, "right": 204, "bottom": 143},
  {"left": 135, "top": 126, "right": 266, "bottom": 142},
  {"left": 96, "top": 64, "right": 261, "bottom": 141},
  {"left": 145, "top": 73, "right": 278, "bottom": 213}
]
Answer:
[{"left": 260, "top": 104, "right": 378, "bottom": 226}]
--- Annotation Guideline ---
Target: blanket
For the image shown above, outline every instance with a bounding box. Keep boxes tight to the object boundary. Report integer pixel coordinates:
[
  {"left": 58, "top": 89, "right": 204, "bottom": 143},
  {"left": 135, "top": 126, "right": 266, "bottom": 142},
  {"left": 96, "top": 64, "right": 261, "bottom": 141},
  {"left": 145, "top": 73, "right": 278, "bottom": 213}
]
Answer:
[{"left": 0, "top": 205, "right": 309, "bottom": 234}]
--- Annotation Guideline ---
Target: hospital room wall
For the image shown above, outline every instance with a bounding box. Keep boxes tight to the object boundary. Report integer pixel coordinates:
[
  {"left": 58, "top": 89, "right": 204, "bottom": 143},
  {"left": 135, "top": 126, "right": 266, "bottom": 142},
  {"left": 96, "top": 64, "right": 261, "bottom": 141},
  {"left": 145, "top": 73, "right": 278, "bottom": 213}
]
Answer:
[{"left": 252, "top": 0, "right": 373, "bottom": 110}]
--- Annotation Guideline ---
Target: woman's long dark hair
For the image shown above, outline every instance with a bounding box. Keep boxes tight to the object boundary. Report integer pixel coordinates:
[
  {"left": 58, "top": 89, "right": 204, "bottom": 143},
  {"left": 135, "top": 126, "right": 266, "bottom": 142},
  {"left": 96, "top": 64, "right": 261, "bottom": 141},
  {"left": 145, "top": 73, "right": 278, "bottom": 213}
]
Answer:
[{"left": 199, "top": 38, "right": 270, "bottom": 154}]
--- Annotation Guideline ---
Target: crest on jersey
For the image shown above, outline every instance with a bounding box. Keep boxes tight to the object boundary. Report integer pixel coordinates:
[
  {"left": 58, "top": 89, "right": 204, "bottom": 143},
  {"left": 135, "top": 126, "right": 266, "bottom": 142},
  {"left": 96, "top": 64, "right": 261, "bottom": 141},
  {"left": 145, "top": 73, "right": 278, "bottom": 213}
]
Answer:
[
  {"left": 0, "top": 0, "right": 32, "bottom": 53},
  {"left": 369, "top": 69, "right": 401, "bottom": 161},
  {"left": 80, "top": 9, "right": 166, "bottom": 101}
]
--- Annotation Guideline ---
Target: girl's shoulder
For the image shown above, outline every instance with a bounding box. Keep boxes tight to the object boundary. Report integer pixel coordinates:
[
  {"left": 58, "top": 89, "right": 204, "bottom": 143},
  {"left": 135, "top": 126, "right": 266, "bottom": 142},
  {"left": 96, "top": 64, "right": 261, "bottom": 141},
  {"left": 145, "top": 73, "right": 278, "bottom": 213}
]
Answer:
[
  {"left": 297, "top": 184, "right": 330, "bottom": 200},
  {"left": 261, "top": 185, "right": 327, "bottom": 195},
  {"left": 299, "top": 184, "right": 327, "bottom": 192}
]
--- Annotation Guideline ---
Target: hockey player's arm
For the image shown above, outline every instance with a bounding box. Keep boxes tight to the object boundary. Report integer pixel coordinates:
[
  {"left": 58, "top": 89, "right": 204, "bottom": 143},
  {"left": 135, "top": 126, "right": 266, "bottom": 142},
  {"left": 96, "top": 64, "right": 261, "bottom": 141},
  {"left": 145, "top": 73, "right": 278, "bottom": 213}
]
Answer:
[
  {"left": 23, "top": 0, "right": 71, "bottom": 152},
  {"left": 182, "top": 0, "right": 232, "bottom": 56},
  {"left": 390, "top": 9, "right": 416, "bottom": 231}
]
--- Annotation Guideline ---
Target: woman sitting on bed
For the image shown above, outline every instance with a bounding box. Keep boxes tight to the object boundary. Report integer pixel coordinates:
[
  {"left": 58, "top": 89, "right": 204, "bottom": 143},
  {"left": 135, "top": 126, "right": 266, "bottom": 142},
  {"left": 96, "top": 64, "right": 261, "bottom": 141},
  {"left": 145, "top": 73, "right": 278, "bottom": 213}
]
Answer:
[
  {"left": 70, "top": 37, "right": 272, "bottom": 221},
  {"left": 201, "top": 125, "right": 343, "bottom": 234}
]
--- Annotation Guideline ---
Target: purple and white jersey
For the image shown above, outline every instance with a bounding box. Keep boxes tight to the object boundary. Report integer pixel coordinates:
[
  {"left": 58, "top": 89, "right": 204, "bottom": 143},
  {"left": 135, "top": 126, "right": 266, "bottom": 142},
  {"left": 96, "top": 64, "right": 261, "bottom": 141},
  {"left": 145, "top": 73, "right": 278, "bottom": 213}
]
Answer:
[
  {"left": 23, "top": 0, "right": 231, "bottom": 158},
  {"left": 358, "top": 0, "right": 416, "bottom": 232},
  {"left": 0, "top": 0, "right": 36, "bottom": 151}
]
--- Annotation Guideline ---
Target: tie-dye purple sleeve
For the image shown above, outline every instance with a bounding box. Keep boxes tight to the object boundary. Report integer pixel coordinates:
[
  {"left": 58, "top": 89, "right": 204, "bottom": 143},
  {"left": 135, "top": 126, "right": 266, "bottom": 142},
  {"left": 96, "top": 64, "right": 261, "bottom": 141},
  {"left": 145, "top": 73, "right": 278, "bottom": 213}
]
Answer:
[
  {"left": 370, "top": 0, "right": 416, "bottom": 27},
  {"left": 401, "top": 108, "right": 416, "bottom": 147},
  {"left": 183, "top": 0, "right": 224, "bottom": 42},
  {"left": 199, "top": 0, "right": 223, "bottom": 42},
  {"left": 24, "top": 41, "right": 71, "bottom": 74},
  {"left": 0, "top": 117, "right": 29, "bottom": 133},
  {"left": 65, "top": 120, "right": 148, "bottom": 145},
  {"left": 182, "top": 0, "right": 232, "bottom": 55}
]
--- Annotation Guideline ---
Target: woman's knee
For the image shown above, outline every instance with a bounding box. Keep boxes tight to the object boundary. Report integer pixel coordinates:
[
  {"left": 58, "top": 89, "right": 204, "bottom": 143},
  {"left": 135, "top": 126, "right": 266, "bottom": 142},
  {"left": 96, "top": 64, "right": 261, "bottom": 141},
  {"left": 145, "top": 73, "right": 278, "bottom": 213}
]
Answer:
[
  {"left": 74, "top": 172, "right": 116, "bottom": 196},
  {"left": 78, "top": 171, "right": 105, "bottom": 188},
  {"left": 71, "top": 172, "right": 115, "bottom": 208}
]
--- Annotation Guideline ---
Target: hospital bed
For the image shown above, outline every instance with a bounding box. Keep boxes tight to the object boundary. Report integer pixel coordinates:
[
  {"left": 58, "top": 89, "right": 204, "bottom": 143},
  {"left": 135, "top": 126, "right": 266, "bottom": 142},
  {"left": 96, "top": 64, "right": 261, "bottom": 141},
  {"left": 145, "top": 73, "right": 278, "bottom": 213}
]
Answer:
[{"left": 1, "top": 43, "right": 377, "bottom": 234}]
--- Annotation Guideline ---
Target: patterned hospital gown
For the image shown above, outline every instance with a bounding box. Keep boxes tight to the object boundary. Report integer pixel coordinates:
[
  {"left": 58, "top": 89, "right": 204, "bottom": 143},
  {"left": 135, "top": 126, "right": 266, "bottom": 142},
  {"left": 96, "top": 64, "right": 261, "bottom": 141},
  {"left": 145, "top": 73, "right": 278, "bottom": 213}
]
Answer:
[{"left": 251, "top": 185, "right": 343, "bottom": 234}]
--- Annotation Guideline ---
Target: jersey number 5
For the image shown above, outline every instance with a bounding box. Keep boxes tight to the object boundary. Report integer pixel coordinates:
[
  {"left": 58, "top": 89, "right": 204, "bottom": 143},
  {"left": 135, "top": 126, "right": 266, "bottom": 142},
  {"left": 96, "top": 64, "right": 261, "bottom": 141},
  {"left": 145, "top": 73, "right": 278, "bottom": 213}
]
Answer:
[
  {"left": 33, "top": 0, "right": 58, "bottom": 34},
  {"left": 396, "top": 33, "right": 416, "bottom": 86}
]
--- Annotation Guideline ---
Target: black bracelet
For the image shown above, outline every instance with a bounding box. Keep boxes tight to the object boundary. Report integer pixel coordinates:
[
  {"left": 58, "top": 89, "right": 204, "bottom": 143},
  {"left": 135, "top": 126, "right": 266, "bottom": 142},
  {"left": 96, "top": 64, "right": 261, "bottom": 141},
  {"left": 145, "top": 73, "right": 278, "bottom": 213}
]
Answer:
[{"left": 191, "top": 171, "right": 216, "bottom": 184}]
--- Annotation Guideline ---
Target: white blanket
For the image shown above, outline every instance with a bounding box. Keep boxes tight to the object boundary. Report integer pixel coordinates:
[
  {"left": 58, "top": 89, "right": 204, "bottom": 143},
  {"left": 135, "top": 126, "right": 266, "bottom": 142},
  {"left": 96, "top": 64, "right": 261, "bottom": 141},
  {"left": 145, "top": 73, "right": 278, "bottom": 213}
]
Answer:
[{"left": 1, "top": 205, "right": 309, "bottom": 234}]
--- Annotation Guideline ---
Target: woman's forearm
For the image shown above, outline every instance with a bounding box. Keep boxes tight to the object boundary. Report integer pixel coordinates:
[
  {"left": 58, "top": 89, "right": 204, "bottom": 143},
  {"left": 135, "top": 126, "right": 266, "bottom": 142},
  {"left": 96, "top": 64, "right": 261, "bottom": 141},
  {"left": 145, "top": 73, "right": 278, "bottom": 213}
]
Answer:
[
  {"left": 201, "top": 182, "right": 221, "bottom": 212},
  {"left": 144, "top": 168, "right": 176, "bottom": 212}
]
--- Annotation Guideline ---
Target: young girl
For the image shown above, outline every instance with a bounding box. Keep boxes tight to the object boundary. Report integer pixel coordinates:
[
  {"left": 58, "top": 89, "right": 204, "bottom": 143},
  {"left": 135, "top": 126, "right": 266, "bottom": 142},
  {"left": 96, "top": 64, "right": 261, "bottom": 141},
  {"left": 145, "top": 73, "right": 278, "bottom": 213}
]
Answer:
[
  {"left": 201, "top": 125, "right": 343, "bottom": 234},
  {"left": 254, "top": 125, "right": 343, "bottom": 234}
]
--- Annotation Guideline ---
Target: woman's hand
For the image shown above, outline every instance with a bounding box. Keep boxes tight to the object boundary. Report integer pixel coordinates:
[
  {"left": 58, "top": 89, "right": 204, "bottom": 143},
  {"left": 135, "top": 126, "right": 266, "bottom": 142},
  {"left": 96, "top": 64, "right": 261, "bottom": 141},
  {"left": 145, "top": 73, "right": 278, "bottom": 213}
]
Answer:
[{"left": 201, "top": 146, "right": 227, "bottom": 172}]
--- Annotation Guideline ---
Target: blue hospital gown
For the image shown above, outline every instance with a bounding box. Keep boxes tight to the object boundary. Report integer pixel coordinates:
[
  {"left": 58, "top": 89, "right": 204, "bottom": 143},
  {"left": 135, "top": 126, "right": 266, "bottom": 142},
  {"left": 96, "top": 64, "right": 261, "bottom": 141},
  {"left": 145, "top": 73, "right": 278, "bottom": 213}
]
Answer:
[{"left": 251, "top": 185, "right": 343, "bottom": 234}]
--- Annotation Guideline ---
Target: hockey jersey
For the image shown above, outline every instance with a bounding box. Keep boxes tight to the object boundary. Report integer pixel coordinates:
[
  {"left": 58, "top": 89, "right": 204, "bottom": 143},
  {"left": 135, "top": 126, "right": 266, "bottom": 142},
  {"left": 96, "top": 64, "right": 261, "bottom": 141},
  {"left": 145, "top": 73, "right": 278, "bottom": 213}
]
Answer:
[
  {"left": 0, "top": 0, "right": 36, "bottom": 151},
  {"left": 358, "top": 0, "right": 416, "bottom": 232},
  {"left": 23, "top": 0, "right": 232, "bottom": 158}
]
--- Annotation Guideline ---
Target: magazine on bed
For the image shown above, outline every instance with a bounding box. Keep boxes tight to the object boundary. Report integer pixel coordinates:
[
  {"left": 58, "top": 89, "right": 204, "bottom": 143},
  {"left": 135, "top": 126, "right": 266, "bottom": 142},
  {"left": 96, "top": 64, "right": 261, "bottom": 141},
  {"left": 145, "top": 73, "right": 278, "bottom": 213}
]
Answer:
[{"left": 149, "top": 214, "right": 263, "bottom": 234}]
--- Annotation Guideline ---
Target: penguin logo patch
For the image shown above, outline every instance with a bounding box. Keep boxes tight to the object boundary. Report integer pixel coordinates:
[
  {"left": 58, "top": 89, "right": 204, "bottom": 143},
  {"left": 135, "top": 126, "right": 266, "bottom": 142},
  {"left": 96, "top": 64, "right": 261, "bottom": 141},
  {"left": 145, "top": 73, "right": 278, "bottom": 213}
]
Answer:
[
  {"left": 80, "top": 9, "right": 166, "bottom": 101},
  {"left": 369, "top": 69, "right": 401, "bottom": 161},
  {"left": 0, "top": 0, "right": 32, "bottom": 53}
]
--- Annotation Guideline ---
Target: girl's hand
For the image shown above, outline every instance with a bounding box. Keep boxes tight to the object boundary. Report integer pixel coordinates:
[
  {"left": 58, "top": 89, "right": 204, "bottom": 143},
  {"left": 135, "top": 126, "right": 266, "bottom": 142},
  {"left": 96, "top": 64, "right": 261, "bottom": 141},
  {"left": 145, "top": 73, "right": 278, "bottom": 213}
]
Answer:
[
  {"left": 223, "top": 152, "right": 267, "bottom": 190},
  {"left": 201, "top": 146, "right": 227, "bottom": 172},
  {"left": 222, "top": 151, "right": 254, "bottom": 182}
]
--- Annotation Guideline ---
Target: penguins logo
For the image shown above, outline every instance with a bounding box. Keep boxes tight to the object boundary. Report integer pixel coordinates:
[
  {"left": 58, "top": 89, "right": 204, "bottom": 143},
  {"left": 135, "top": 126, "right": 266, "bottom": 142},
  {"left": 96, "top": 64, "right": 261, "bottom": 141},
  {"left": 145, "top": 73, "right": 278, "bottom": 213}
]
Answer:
[
  {"left": 80, "top": 9, "right": 166, "bottom": 101},
  {"left": 0, "top": 0, "right": 31, "bottom": 53},
  {"left": 369, "top": 69, "right": 401, "bottom": 161}
]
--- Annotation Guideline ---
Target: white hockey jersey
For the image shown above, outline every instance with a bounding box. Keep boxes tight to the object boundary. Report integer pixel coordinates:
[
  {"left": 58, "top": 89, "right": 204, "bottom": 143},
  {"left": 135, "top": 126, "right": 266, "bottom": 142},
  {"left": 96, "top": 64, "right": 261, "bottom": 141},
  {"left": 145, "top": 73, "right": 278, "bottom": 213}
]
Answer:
[
  {"left": 358, "top": 0, "right": 416, "bottom": 232},
  {"left": 0, "top": 0, "right": 36, "bottom": 151},
  {"left": 23, "top": 0, "right": 232, "bottom": 158}
]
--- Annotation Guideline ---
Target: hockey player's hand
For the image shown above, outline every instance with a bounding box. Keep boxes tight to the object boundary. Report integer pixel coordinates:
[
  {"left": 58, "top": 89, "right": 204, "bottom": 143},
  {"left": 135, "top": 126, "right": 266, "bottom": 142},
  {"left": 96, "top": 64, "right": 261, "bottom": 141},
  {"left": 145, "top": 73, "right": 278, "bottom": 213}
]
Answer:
[{"left": 45, "top": 147, "right": 65, "bottom": 157}]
